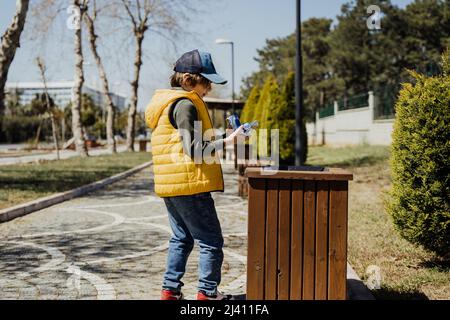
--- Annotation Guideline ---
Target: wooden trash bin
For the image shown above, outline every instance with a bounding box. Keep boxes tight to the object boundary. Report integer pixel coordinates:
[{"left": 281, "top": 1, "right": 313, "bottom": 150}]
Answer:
[
  {"left": 138, "top": 140, "right": 148, "bottom": 152},
  {"left": 245, "top": 166, "right": 353, "bottom": 300},
  {"left": 238, "top": 159, "right": 272, "bottom": 198}
]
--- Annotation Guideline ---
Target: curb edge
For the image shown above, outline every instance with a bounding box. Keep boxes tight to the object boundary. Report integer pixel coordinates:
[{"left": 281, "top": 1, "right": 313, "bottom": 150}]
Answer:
[
  {"left": 0, "top": 160, "right": 153, "bottom": 223},
  {"left": 347, "top": 262, "right": 376, "bottom": 300}
]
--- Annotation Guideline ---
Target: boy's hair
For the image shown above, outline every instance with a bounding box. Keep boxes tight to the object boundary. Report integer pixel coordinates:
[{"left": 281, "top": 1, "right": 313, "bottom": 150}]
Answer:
[{"left": 170, "top": 72, "right": 212, "bottom": 90}]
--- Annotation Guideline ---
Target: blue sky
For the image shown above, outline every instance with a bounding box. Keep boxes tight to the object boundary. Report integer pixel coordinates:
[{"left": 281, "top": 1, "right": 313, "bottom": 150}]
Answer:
[{"left": 1, "top": 0, "right": 413, "bottom": 110}]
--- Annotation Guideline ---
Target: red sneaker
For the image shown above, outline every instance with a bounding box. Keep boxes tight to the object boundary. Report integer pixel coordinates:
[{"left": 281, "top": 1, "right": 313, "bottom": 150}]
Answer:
[
  {"left": 161, "top": 289, "right": 184, "bottom": 300},
  {"left": 197, "top": 290, "right": 233, "bottom": 300}
]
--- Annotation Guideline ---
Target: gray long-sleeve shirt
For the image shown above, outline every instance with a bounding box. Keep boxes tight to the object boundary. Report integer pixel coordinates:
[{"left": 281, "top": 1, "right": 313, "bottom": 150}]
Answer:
[{"left": 168, "top": 98, "right": 226, "bottom": 160}]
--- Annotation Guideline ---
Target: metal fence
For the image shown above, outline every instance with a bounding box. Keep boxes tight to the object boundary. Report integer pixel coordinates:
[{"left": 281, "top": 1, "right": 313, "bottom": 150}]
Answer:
[
  {"left": 318, "top": 92, "right": 369, "bottom": 119},
  {"left": 318, "top": 103, "right": 334, "bottom": 118},
  {"left": 374, "top": 85, "right": 399, "bottom": 120},
  {"left": 337, "top": 93, "right": 369, "bottom": 111},
  {"left": 317, "top": 87, "right": 399, "bottom": 120}
]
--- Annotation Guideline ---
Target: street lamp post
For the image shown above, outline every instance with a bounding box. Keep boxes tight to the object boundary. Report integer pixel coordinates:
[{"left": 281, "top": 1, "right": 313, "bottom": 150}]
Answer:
[
  {"left": 216, "top": 38, "right": 238, "bottom": 169},
  {"left": 215, "top": 38, "right": 235, "bottom": 115}
]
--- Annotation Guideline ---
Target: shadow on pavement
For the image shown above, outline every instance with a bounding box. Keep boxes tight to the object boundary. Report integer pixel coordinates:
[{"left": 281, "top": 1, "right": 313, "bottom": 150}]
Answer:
[{"left": 85, "top": 177, "right": 154, "bottom": 199}]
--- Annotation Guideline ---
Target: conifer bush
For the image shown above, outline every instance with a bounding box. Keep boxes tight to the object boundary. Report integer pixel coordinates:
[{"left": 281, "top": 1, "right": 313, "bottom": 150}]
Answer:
[
  {"left": 240, "top": 85, "right": 260, "bottom": 123},
  {"left": 241, "top": 73, "right": 308, "bottom": 164},
  {"left": 276, "top": 72, "right": 307, "bottom": 164},
  {"left": 386, "top": 52, "right": 450, "bottom": 257}
]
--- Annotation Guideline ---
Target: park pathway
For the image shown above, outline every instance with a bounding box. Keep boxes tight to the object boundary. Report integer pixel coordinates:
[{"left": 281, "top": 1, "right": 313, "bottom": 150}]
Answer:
[
  {"left": 0, "top": 143, "right": 143, "bottom": 166},
  {"left": 0, "top": 164, "right": 247, "bottom": 299}
]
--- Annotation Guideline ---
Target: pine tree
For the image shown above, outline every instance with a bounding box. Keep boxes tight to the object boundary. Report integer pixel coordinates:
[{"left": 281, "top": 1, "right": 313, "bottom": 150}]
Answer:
[
  {"left": 258, "top": 75, "right": 279, "bottom": 131},
  {"left": 240, "top": 85, "right": 260, "bottom": 123},
  {"left": 274, "top": 72, "right": 308, "bottom": 164},
  {"left": 253, "top": 75, "right": 273, "bottom": 127},
  {"left": 274, "top": 72, "right": 295, "bottom": 164},
  {"left": 252, "top": 75, "right": 278, "bottom": 158}
]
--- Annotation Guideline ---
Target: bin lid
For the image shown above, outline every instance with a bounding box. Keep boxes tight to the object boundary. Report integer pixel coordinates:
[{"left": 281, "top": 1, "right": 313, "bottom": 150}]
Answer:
[
  {"left": 263, "top": 165, "right": 326, "bottom": 172},
  {"left": 245, "top": 166, "right": 353, "bottom": 181}
]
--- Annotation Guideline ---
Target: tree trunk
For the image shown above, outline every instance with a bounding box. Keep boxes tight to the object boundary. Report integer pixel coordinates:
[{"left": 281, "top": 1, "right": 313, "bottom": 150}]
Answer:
[
  {"left": 37, "top": 57, "right": 60, "bottom": 160},
  {"left": 72, "top": 0, "right": 88, "bottom": 157},
  {"left": 34, "top": 120, "right": 42, "bottom": 148},
  {"left": 61, "top": 118, "right": 65, "bottom": 142},
  {"left": 49, "top": 113, "right": 60, "bottom": 160},
  {"left": 0, "top": 0, "right": 30, "bottom": 115},
  {"left": 84, "top": 14, "right": 116, "bottom": 153},
  {"left": 126, "top": 32, "right": 144, "bottom": 152}
]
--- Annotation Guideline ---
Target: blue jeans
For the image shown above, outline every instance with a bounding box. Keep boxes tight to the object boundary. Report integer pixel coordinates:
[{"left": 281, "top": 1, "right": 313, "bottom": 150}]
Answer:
[{"left": 162, "top": 192, "right": 224, "bottom": 296}]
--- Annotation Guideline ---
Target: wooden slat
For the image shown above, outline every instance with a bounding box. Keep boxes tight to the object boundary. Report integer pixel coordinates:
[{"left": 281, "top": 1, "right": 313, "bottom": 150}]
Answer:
[
  {"left": 290, "top": 180, "right": 303, "bottom": 300},
  {"left": 265, "top": 179, "right": 279, "bottom": 300},
  {"left": 302, "top": 180, "right": 316, "bottom": 300},
  {"left": 246, "top": 178, "right": 266, "bottom": 300},
  {"left": 315, "top": 181, "right": 329, "bottom": 300},
  {"left": 328, "top": 181, "right": 348, "bottom": 300},
  {"left": 277, "top": 179, "right": 291, "bottom": 300}
]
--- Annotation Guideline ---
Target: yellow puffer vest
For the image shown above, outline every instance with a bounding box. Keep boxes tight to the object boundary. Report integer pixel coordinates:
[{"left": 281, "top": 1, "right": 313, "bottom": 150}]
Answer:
[{"left": 145, "top": 89, "right": 224, "bottom": 197}]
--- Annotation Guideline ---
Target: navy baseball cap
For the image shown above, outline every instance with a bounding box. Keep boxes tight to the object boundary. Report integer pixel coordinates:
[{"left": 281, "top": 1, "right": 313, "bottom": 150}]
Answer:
[{"left": 173, "top": 49, "right": 227, "bottom": 85}]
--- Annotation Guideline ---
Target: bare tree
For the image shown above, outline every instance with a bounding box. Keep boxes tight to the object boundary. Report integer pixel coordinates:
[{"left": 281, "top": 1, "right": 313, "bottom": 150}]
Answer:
[
  {"left": 72, "top": 0, "right": 89, "bottom": 156},
  {"left": 0, "top": 0, "right": 30, "bottom": 115},
  {"left": 84, "top": 0, "right": 117, "bottom": 153},
  {"left": 28, "top": 0, "right": 88, "bottom": 156},
  {"left": 36, "top": 57, "right": 60, "bottom": 160},
  {"left": 118, "top": 0, "right": 189, "bottom": 151},
  {"left": 121, "top": 0, "right": 150, "bottom": 151}
]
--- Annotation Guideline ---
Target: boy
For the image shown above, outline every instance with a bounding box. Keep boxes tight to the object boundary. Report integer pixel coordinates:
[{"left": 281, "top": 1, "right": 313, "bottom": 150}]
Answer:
[{"left": 145, "top": 49, "right": 245, "bottom": 300}]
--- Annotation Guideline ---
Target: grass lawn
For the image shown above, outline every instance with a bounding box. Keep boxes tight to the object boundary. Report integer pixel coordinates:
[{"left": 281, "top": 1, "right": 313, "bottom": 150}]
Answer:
[
  {"left": 0, "top": 152, "right": 152, "bottom": 210},
  {"left": 307, "top": 145, "right": 449, "bottom": 300}
]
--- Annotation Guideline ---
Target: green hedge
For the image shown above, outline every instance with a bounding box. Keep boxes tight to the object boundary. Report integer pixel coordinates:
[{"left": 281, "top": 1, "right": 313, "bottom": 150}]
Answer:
[
  {"left": 385, "top": 52, "right": 450, "bottom": 257},
  {"left": 0, "top": 116, "right": 52, "bottom": 143},
  {"left": 241, "top": 72, "right": 308, "bottom": 164},
  {"left": 240, "top": 85, "right": 260, "bottom": 123}
]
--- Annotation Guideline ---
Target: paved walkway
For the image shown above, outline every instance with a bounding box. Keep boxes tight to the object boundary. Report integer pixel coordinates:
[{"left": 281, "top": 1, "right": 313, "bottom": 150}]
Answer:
[{"left": 0, "top": 165, "right": 247, "bottom": 299}]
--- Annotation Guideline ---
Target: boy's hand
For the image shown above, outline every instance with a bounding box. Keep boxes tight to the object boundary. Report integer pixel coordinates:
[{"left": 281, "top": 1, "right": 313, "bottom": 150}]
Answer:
[{"left": 224, "top": 125, "right": 246, "bottom": 144}]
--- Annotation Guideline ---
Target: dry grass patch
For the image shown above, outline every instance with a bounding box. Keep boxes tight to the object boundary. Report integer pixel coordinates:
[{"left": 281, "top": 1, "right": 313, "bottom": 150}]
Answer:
[{"left": 308, "top": 145, "right": 449, "bottom": 300}]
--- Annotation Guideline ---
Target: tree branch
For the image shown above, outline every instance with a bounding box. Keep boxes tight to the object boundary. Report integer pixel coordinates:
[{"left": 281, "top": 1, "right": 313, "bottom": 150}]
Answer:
[
  {"left": 136, "top": 0, "right": 143, "bottom": 23},
  {"left": 121, "top": 0, "right": 137, "bottom": 28}
]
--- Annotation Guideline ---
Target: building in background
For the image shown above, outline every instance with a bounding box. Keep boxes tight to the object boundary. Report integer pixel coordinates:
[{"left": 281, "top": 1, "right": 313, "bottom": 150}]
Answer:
[{"left": 5, "top": 81, "right": 127, "bottom": 111}]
